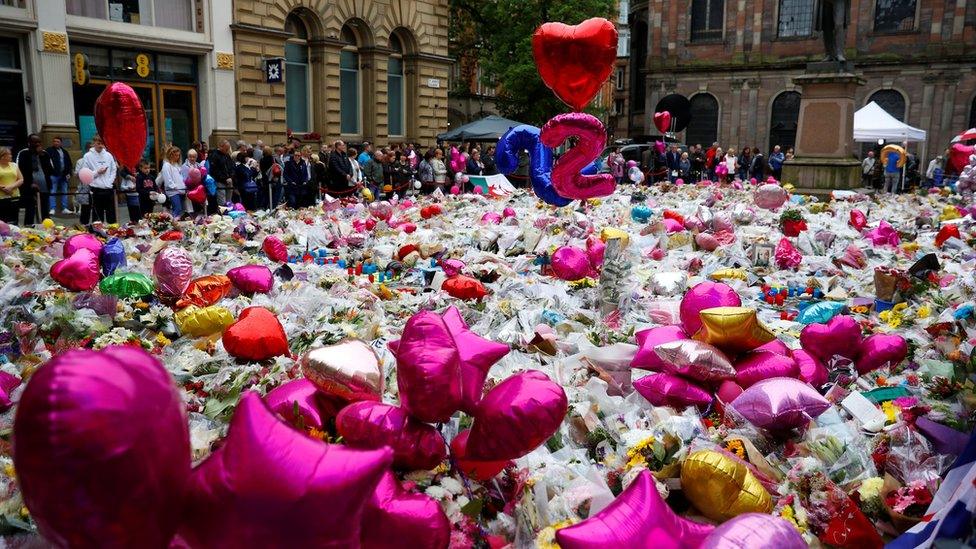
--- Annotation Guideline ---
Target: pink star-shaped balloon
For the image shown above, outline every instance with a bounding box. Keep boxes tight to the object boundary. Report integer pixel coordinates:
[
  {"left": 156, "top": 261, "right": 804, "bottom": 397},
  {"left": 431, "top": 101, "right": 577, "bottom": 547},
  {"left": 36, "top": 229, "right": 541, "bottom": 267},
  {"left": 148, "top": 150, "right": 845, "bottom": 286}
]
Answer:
[
  {"left": 441, "top": 306, "right": 510, "bottom": 413},
  {"left": 555, "top": 471, "right": 714, "bottom": 549},
  {"left": 179, "top": 392, "right": 393, "bottom": 547}
]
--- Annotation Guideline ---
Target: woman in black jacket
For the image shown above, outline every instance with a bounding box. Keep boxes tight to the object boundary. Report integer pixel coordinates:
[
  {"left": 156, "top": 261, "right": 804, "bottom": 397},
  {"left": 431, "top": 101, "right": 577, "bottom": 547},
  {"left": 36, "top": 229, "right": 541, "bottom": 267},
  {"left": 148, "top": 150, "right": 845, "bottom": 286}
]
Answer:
[{"left": 310, "top": 153, "right": 327, "bottom": 206}]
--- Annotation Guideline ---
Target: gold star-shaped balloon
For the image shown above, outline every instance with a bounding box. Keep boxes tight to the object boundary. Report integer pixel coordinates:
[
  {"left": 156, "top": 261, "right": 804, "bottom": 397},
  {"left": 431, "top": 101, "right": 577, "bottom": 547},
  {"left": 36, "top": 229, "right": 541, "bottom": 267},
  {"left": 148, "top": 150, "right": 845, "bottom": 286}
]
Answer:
[
  {"left": 693, "top": 306, "right": 775, "bottom": 354},
  {"left": 680, "top": 450, "right": 772, "bottom": 522}
]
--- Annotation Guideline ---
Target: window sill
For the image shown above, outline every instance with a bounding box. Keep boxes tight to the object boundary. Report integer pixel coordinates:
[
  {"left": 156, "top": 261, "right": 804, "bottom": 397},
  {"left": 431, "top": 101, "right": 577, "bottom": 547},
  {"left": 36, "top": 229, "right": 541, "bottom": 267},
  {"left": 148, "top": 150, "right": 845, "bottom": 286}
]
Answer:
[
  {"left": 868, "top": 29, "right": 920, "bottom": 37},
  {"left": 773, "top": 34, "right": 818, "bottom": 42},
  {"left": 687, "top": 38, "right": 725, "bottom": 46}
]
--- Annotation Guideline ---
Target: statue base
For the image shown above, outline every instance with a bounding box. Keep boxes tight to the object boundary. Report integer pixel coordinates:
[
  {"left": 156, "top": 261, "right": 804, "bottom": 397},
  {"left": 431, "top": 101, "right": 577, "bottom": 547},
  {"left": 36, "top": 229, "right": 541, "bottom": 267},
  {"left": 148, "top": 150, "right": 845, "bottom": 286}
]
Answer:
[{"left": 786, "top": 69, "right": 865, "bottom": 194}]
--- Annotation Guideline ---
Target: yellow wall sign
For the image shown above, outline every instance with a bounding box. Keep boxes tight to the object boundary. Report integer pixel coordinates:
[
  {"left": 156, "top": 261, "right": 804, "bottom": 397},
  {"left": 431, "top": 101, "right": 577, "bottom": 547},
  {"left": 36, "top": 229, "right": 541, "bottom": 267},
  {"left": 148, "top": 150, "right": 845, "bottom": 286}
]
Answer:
[
  {"left": 135, "top": 53, "right": 150, "bottom": 78},
  {"left": 73, "top": 52, "right": 88, "bottom": 86}
]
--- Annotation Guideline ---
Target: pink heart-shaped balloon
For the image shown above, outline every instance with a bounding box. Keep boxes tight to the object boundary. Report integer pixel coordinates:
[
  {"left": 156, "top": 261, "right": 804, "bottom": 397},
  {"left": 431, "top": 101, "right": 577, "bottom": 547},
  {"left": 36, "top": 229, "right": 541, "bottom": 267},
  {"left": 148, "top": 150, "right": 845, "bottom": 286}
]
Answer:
[
  {"left": 586, "top": 235, "right": 606, "bottom": 268},
  {"left": 551, "top": 246, "right": 593, "bottom": 281},
  {"left": 799, "top": 315, "right": 862, "bottom": 363},
  {"left": 631, "top": 325, "right": 689, "bottom": 371},
  {"left": 396, "top": 311, "right": 462, "bottom": 423},
  {"left": 793, "top": 349, "right": 828, "bottom": 387},
  {"left": 262, "top": 235, "right": 289, "bottom": 263},
  {"left": 361, "top": 470, "right": 451, "bottom": 549},
  {"left": 62, "top": 233, "right": 103, "bottom": 258},
  {"left": 679, "top": 282, "right": 742, "bottom": 336},
  {"left": 634, "top": 372, "right": 713, "bottom": 410},
  {"left": 855, "top": 334, "right": 908, "bottom": 375},
  {"left": 336, "top": 401, "right": 446, "bottom": 471},
  {"left": 734, "top": 350, "right": 799, "bottom": 388},
  {"left": 50, "top": 248, "right": 100, "bottom": 291},
  {"left": 187, "top": 185, "right": 206, "bottom": 205},
  {"left": 467, "top": 370, "right": 568, "bottom": 461},
  {"left": 227, "top": 264, "right": 274, "bottom": 294}
]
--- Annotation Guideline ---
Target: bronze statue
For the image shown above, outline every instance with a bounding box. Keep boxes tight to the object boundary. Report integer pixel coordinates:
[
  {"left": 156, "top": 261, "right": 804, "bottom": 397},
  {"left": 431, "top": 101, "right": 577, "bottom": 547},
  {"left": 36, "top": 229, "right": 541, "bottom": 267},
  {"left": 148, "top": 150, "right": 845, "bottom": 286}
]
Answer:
[{"left": 820, "top": 0, "right": 850, "bottom": 62}]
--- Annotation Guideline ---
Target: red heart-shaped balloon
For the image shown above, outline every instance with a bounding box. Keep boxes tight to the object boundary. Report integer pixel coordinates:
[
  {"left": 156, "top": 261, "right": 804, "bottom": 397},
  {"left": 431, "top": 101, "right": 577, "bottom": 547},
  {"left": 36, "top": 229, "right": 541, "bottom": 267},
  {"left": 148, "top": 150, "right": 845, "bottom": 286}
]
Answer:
[
  {"left": 187, "top": 185, "right": 206, "bottom": 205},
  {"left": 532, "top": 18, "right": 618, "bottom": 111},
  {"left": 94, "top": 83, "right": 147, "bottom": 173},
  {"left": 50, "top": 248, "right": 100, "bottom": 291},
  {"left": 262, "top": 235, "right": 289, "bottom": 263},
  {"left": 947, "top": 143, "right": 974, "bottom": 173},
  {"left": 654, "top": 111, "right": 672, "bottom": 133},
  {"left": 336, "top": 401, "right": 446, "bottom": 471},
  {"left": 222, "top": 307, "right": 289, "bottom": 362},
  {"left": 450, "top": 429, "right": 510, "bottom": 481}
]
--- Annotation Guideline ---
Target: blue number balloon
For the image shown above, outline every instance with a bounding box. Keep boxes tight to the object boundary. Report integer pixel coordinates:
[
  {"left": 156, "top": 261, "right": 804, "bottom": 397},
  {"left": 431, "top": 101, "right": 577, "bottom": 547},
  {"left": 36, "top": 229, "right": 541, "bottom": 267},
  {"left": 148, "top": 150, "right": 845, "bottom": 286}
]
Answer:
[{"left": 496, "top": 125, "right": 572, "bottom": 207}]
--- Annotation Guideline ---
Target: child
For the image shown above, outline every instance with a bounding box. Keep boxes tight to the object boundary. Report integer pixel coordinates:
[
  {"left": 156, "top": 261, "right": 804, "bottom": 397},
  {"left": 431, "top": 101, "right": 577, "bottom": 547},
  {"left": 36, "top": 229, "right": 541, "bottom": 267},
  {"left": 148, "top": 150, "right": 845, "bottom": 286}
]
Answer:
[
  {"left": 135, "top": 160, "right": 156, "bottom": 218},
  {"left": 119, "top": 164, "right": 141, "bottom": 223}
]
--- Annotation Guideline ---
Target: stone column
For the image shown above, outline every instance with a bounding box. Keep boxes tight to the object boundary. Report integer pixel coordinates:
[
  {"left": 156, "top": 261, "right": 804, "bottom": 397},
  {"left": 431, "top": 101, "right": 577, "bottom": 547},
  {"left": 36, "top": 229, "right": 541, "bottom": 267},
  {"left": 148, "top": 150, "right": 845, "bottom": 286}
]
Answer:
[
  {"left": 729, "top": 78, "right": 744, "bottom": 147},
  {"left": 781, "top": 71, "right": 864, "bottom": 193},
  {"left": 33, "top": 0, "right": 79, "bottom": 152},
  {"left": 206, "top": 0, "right": 239, "bottom": 145},
  {"left": 746, "top": 77, "right": 760, "bottom": 149}
]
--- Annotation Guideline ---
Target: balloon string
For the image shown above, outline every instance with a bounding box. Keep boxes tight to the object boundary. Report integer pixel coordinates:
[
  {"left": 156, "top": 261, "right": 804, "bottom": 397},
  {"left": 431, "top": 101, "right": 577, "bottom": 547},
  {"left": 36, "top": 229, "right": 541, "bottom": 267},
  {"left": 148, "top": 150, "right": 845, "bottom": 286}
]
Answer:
[{"left": 441, "top": 423, "right": 491, "bottom": 544}]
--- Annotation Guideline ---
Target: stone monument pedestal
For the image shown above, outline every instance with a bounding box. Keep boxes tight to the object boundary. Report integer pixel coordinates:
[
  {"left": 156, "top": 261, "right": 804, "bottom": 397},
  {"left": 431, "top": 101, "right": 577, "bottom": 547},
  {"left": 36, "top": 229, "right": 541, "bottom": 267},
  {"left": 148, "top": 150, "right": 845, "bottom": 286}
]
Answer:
[{"left": 781, "top": 69, "right": 864, "bottom": 195}]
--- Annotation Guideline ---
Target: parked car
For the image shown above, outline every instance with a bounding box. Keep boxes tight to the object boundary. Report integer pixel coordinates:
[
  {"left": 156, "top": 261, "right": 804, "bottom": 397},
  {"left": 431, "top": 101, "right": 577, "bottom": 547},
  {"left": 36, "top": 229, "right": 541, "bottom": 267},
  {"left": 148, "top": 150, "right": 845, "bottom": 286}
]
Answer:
[{"left": 591, "top": 140, "right": 687, "bottom": 174}]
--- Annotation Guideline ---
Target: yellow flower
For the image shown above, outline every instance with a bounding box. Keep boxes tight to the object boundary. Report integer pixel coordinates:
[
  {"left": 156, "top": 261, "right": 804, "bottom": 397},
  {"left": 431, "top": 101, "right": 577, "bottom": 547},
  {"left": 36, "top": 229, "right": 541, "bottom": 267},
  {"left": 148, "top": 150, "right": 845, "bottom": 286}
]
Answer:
[
  {"left": 917, "top": 305, "right": 931, "bottom": 319},
  {"left": 893, "top": 303, "right": 908, "bottom": 312},
  {"left": 881, "top": 401, "right": 898, "bottom": 423},
  {"left": 3, "top": 463, "right": 14, "bottom": 479},
  {"left": 155, "top": 333, "right": 172, "bottom": 346},
  {"left": 625, "top": 436, "right": 656, "bottom": 470},
  {"left": 538, "top": 520, "right": 577, "bottom": 549},
  {"left": 858, "top": 477, "right": 884, "bottom": 500}
]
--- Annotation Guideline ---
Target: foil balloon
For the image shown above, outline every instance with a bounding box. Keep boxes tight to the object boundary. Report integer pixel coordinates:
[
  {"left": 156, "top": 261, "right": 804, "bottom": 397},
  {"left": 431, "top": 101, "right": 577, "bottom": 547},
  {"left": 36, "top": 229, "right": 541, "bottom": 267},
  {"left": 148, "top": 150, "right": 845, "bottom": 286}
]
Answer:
[
  {"left": 694, "top": 307, "right": 776, "bottom": 354},
  {"left": 361, "top": 470, "right": 451, "bottom": 549},
  {"left": 865, "top": 220, "right": 901, "bottom": 247},
  {"left": 369, "top": 200, "right": 394, "bottom": 221},
  {"left": 495, "top": 124, "right": 572, "bottom": 207},
  {"left": 63, "top": 232, "right": 102, "bottom": 258},
  {"left": 396, "top": 311, "right": 462, "bottom": 423},
  {"left": 264, "top": 379, "right": 343, "bottom": 431},
  {"left": 700, "top": 513, "right": 807, "bottom": 549},
  {"left": 226, "top": 264, "right": 274, "bottom": 294},
  {"left": 14, "top": 346, "right": 190, "bottom": 548},
  {"left": 734, "top": 350, "right": 800, "bottom": 388},
  {"left": 50, "top": 248, "right": 100, "bottom": 291},
  {"left": 586, "top": 235, "right": 606, "bottom": 268},
  {"left": 631, "top": 325, "right": 689, "bottom": 371},
  {"left": 301, "top": 339, "right": 383, "bottom": 402},
  {"left": 176, "top": 274, "right": 231, "bottom": 309},
  {"left": 679, "top": 282, "right": 742, "bottom": 336},
  {"left": 449, "top": 146, "right": 465, "bottom": 174},
  {"left": 467, "top": 370, "right": 568, "bottom": 461},
  {"left": 531, "top": 18, "right": 618, "bottom": 111},
  {"left": 680, "top": 450, "right": 772, "bottom": 522},
  {"left": 631, "top": 204, "right": 652, "bottom": 223},
  {"left": 664, "top": 217, "right": 684, "bottom": 233},
  {"left": 480, "top": 212, "right": 502, "bottom": 225},
  {"left": 502, "top": 206, "right": 516, "bottom": 218},
  {"left": 179, "top": 392, "right": 392, "bottom": 548},
  {"left": 800, "top": 314, "right": 862, "bottom": 363},
  {"left": 439, "top": 258, "right": 466, "bottom": 277},
  {"left": 556, "top": 470, "right": 715, "bottom": 549},
  {"left": 222, "top": 307, "right": 289, "bottom": 361},
  {"left": 600, "top": 227, "right": 630, "bottom": 248},
  {"left": 450, "top": 429, "right": 510, "bottom": 481},
  {"left": 793, "top": 349, "right": 829, "bottom": 387},
  {"left": 98, "top": 237, "right": 126, "bottom": 276},
  {"left": 153, "top": 246, "right": 194, "bottom": 300},
  {"left": 754, "top": 183, "right": 788, "bottom": 210},
  {"left": 695, "top": 232, "right": 720, "bottom": 252},
  {"left": 336, "top": 401, "right": 447, "bottom": 471},
  {"left": 442, "top": 306, "right": 510, "bottom": 414},
  {"left": 755, "top": 339, "right": 791, "bottom": 357},
  {"left": 262, "top": 235, "right": 288, "bottom": 263},
  {"left": 540, "top": 112, "right": 616, "bottom": 200},
  {"left": 774, "top": 237, "right": 802, "bottom": 270},
  {"left": 653, "top": 111, "right": 672, "bottom": 134},
  {"left": 855, "top": 333, "right": 908, "bottom": 374},
  {"left": 795, "top": 300, "right": 846, "bottom": 325},
  {"left": 633, "top": 372, "right": 712, "bottom": 410},
  {"left": 99, "top": 271, "right": 155, "bottom": 298},
  {"left": 850, "top": 209, "right": 868, "bottom": 231},
  {"left": 731, "top": 377, "right": 830, "bottom": 431},
  {"left": 174, "top": 305, "right": 234, "bottom": 338},
  {"left": 551, "top": 246, "right": 593, "bottom": 281},
  {"left": 653, "top": 339, "right": 736, "bottom": 382},
  {"left": 441, "top": 274, "right": 488, "bottom": 301},
  {"left": 0, "top": 371, "right": 19, "bottom": 412},
  {"left": 94, "top": 82, "right": 147, "bottom": 172},
  {"left": 187, "top": 185, "right": 206, "bottom": 205},
  {"left": 650, "top": 271, "right": 687, "bottom": 296}
]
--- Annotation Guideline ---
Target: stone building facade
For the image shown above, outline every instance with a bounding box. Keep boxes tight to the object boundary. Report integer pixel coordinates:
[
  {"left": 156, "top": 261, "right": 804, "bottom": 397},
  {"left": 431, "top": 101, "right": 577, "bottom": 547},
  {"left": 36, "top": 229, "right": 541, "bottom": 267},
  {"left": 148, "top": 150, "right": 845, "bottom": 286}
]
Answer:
[
  {"left": 232, "top": 0, "right": 452, "bottom": 148},
  {"left": 622, "top": 0, "right": 976, "bottom": 162}
]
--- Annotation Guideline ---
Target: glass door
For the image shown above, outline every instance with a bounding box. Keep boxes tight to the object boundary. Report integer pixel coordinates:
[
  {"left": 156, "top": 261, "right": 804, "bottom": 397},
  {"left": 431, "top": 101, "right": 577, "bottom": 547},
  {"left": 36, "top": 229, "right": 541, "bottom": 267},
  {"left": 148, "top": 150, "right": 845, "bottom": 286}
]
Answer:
[{"left": 159, "top": 85, "right": 197, "bottom": 155}]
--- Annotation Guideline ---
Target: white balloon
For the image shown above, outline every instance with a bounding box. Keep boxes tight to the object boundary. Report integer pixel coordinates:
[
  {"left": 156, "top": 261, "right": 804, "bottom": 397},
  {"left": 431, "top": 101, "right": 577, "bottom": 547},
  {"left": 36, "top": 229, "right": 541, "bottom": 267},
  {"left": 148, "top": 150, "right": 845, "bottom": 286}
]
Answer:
[{"left": 414, "top": 180, "right": 423, "bottom": 190}]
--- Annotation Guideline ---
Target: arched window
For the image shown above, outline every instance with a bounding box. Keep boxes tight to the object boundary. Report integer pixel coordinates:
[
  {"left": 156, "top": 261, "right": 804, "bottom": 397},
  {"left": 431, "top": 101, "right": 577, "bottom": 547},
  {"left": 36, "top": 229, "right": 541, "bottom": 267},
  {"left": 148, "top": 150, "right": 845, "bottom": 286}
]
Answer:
[
  {"left": 387, "top": 34, "right": 405, "bottom": 137},
  {"left": 769, "top": 91, "right": 801, "bottom": 151},
  {"left": 340, "top": 24, "right": 361, "bottom": 135},
  {"left": 686, "top": 93, "right": 719, "bottom": 147},
  {"left": 284, "top": 13, "right": 310, "bottom": 132},
  {"left": 869, "top": 89, "right": 906, "bottom": 122}
]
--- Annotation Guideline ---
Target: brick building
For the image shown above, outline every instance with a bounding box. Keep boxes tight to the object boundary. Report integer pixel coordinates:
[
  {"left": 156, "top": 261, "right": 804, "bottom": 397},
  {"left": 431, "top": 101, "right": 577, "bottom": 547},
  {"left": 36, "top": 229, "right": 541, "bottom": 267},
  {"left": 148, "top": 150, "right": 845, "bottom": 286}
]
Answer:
[
  {"left": 232, "top": 0, "right": 452, "bottom": 147},
  {"left": 619, "top": 0, "right": 976, "bottom": 162}
]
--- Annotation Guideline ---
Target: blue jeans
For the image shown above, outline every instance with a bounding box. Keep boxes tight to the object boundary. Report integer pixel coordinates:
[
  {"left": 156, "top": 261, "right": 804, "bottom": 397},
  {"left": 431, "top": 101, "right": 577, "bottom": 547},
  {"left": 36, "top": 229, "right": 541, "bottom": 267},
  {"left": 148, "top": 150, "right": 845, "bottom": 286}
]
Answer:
[
  {"left": 49, "top": 176, "right": 67, "bottom": 211},
  {"left": 168, "top": 193, "right": 184, "bottom": 217}
]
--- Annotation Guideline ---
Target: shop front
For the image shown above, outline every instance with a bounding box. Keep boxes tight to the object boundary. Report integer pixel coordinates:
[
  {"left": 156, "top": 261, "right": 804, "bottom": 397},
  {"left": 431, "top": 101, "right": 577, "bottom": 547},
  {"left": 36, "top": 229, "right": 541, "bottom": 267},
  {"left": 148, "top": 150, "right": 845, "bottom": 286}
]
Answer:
[
  {"left": 0, "top": 37, "right": 28, "bottom": 152},
  {"left": 70, "top": 43, "right": 198, "bottom": 165}
]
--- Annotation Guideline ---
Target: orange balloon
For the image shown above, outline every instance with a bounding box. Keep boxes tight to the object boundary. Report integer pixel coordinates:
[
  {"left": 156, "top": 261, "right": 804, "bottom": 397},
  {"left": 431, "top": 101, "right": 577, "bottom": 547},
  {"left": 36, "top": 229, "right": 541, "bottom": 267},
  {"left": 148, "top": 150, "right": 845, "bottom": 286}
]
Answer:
[
  {"left": 693, "top": 307, "right": 775, "bottom": 354},
  {"left": 177, "top": 275, "right": 232, "bottom": 309}
]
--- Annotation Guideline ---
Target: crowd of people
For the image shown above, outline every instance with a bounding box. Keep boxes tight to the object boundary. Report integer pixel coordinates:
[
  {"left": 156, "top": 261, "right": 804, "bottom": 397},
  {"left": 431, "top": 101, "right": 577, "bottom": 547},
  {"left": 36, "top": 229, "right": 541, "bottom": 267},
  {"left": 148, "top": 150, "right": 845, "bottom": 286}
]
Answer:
[
  {"left": 0, "top": 135, "right": 511, "bottom": 228},
  {"left": 605, "top": 141, "right": 791, "bottom": 185}
]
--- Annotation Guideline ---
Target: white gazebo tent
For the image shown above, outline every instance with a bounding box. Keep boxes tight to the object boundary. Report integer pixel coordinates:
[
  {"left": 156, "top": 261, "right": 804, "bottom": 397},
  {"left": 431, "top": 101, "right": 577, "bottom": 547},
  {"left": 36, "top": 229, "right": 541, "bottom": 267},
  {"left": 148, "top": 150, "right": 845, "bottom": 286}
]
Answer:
[{"left": 853, "top": 101, "right": 927, "bottom": 143}]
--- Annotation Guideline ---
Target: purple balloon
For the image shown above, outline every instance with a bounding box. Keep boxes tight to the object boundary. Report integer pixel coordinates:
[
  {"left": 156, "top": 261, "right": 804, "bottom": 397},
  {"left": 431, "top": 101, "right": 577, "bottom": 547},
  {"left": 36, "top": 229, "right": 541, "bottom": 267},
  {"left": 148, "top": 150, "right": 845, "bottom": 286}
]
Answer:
[
  {"left": 679, "top": 282, "right": 742, "bottom": 336},
  {"left": 62, "top": 233, "right": 103, "bottom": 258},
  {"left": 700, "top": 512, "right": 806, "bottom": 548},
  {"left": 14, "top": 346, "right": 190, "bottom": 548},
  {"left": 631, "top": 325, "right": 689, "bottom": 371},
  {"left": 800, "top": 315, "right": 862, "bottom": 363},
  {"left": 556, "top": 470, "right": 715, "bottom": 548},
  {"left": 633, "top": 372, "right": 713, "bottom": 410},
  {"left": 442, "top": 306, "right": 510, "bottom": 414},
  {"left": 264, "top": 378, "right": 342, "bottom": 431},
  {"left": 227, "top": 264, "right": 274, "bottom": 294},
  {"left": 856, "top": 333, "right": 908, "bottom": 374},
  {"left": 396, "top": 311, "right": 463, "bottom": 423},
  {"left": 734, "top": 351, "right": 799, "bottom": 388},
  {"left": 179, "top": 392, "right": 393, "bottom": 547},
  {"left": 467, "top": 370, "right": 568, "bottom": 461},
  {"left": 731, "top": 377, "right": 829, "bottom": 431},
  {"left": 551, "top": 245, "right": 593, "bottom": 281},
  {"left": 336, "top": 401, "right": 447, "bottom": 471},
  {"left": 153, "top": 246, "right": 194, "bottom": 299},
  {"left": 361, "top": 470, "right": 451, "bottom": 549}
]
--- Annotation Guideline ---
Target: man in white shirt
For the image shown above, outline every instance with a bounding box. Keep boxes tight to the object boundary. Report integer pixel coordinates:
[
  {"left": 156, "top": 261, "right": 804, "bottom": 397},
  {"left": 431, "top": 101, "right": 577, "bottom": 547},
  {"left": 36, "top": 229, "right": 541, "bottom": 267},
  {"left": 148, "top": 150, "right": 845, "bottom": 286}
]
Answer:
[{"left": 82, "top": 134, "right": 118, "bottom": 224}]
